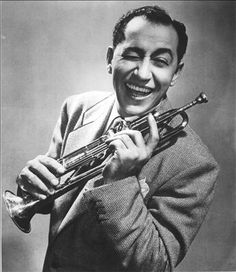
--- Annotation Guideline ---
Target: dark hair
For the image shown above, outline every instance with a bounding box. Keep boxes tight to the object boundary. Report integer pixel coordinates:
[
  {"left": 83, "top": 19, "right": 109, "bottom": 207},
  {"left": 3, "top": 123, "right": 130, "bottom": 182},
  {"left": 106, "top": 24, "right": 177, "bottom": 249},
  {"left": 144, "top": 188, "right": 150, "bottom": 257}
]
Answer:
[{"left": 113, "top": 6, "right": 188, "bottom": 63}]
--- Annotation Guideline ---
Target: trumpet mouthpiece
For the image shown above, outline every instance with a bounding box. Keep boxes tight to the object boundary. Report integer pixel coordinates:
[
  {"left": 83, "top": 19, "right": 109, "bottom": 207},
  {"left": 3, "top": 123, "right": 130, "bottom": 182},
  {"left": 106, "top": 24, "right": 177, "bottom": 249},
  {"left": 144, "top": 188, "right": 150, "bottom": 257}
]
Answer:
[{"left": 197, "top": 92, "right": 208, "bottom": 104}]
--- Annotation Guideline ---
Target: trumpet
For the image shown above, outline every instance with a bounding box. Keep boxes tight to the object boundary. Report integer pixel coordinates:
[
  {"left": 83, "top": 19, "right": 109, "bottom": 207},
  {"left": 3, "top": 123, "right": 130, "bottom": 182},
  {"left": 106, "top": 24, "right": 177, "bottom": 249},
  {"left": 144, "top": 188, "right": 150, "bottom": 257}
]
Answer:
[{"left": 3, "top": 92, "right": 208, "bottom": 233}]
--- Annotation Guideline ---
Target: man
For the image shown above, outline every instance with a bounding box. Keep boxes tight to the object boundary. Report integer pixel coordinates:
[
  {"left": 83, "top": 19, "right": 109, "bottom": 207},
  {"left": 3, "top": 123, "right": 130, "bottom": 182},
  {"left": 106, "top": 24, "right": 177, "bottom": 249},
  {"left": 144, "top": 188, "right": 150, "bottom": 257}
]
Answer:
[{"left": 16, "top": 5, "right": 219, "bottom": 272}]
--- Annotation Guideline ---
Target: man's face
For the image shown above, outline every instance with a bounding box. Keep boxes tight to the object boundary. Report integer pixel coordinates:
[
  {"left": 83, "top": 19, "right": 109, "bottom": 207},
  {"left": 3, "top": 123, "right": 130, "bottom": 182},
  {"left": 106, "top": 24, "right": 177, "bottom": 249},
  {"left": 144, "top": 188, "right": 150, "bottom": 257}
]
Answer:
[{"left": 109, "top": 16, "right": 182, "bottom": 117}]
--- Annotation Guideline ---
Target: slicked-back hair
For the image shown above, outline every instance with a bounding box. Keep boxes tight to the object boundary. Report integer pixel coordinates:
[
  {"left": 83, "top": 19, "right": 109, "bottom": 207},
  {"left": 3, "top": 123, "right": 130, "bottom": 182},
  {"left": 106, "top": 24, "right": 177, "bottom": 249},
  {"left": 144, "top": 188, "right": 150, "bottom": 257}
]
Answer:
[{"left": 113, "top": 6, "right": 188, "bottom": 63}]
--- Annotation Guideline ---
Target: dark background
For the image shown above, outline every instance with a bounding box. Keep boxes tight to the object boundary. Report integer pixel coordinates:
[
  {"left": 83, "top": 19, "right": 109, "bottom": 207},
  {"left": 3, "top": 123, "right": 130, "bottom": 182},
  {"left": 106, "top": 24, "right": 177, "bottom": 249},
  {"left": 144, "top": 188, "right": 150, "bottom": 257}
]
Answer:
[{"left": 2, "top": 1, "right": 235, "bottom": 271}]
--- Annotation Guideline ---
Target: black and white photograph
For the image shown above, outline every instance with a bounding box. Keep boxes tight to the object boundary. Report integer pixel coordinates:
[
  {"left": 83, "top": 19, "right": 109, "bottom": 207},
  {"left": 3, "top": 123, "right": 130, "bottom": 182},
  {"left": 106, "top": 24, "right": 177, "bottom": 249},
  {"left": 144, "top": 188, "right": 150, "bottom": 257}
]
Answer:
[{"left": 1, "top": 1, "right": 235, "bottom": 271}]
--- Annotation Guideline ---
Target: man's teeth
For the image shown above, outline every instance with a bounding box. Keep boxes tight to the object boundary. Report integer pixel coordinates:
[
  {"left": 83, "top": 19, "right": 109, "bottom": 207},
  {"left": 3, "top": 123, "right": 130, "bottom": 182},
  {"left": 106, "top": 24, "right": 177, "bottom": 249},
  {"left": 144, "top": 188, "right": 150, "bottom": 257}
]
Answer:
[{"left": 126, "top": 83, "right": 152, "bottom": 94}]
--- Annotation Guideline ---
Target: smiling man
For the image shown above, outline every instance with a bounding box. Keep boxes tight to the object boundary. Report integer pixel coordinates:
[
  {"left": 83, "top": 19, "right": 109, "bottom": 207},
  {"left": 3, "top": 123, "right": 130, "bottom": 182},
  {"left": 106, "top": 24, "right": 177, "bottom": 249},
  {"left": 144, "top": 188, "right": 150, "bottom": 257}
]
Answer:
[{"left": 15, "top": 5, "right": 219, "bottom": 272}]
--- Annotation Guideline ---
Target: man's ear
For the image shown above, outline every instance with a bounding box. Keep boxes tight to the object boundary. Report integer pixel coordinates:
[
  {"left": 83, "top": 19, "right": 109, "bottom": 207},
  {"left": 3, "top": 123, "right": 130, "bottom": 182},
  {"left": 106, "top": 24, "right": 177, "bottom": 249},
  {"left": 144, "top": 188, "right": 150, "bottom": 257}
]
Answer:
[
  {"left": 170, "top": 62, "right": 184, "bottom": 86},
  {"left": 106, "top": 46, "right": 114, "bottom": 74}
]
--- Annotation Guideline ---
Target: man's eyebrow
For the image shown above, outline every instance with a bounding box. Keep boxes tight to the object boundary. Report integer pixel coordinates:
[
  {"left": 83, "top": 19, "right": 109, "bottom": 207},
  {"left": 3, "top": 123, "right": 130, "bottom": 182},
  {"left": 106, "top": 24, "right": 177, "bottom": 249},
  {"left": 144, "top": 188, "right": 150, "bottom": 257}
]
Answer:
[
  {"left": 122, "top": 47, "right": 144, "bottom": 55},
  {"left": 151, "top": 48, "right": 174, "bottom": 59}
]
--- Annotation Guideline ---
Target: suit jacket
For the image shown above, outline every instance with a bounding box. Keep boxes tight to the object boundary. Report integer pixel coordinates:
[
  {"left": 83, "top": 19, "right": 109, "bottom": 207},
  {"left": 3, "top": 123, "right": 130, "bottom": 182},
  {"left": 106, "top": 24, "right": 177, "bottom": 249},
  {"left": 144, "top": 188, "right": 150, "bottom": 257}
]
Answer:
[{"left": 42, "top": 91, "right": 219, "bottom": 272}]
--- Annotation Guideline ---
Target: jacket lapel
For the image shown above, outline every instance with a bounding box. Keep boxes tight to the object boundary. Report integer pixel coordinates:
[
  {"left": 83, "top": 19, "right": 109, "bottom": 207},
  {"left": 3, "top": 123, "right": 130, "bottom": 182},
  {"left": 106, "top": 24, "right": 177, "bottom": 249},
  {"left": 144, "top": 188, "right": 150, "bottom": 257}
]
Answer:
[{"left": 63, "top": 94, "right": 115, "bottom": 156}]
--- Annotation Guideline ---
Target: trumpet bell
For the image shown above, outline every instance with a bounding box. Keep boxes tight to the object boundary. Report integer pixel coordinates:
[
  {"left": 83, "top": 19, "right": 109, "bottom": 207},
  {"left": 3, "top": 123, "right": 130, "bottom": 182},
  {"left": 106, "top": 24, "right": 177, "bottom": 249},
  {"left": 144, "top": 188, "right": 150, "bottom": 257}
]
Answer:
[{"left": 3, "top": 190, "right": 32, "bottom": 233}]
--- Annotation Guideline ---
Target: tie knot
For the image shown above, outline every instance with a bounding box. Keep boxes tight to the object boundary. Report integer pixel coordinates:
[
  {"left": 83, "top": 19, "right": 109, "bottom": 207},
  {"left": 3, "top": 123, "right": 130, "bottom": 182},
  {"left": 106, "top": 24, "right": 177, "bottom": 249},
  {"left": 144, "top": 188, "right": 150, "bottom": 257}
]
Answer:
[{"left": 106, "top": 116, "right": 130, "bottom": 136}]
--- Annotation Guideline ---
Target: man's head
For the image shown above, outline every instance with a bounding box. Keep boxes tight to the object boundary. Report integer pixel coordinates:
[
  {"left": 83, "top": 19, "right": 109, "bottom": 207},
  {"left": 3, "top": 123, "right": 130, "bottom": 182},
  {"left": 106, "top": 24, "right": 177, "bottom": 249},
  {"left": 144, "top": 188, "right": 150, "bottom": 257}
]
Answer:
[
  {"left": 107, "top": 5, "right": 188, "bottom": 117},
  {"left": 112, "top": 6, "right": 188, "bottom": 64}
]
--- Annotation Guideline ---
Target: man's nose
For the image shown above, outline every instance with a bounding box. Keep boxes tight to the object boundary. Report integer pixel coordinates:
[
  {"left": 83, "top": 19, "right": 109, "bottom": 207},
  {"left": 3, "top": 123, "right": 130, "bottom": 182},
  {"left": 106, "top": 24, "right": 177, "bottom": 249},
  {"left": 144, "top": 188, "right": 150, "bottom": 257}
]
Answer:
[{"left": 134, "top": 59, "right": 152, "bottom": 80}]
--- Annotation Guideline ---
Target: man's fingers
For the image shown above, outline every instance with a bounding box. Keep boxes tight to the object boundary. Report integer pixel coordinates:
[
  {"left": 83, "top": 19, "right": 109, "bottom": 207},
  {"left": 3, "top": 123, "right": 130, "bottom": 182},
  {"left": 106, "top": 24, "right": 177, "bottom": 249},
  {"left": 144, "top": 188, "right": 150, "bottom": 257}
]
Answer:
[
  {"left": 108, "top": 114, "right": 159, "bottom": 151},
  {"left": 106, "top": 134, "right": 136, "bottom": 150},
  {"left": 18, "top": 168, "right": 53, "bottom": 196},
  {"left": 29, "top": 162, "right": 59, "bottom": 187},
  {"left": 37, "top": 155, "right": 66, "bottom": 176},
  {"left": 15, "top": 155, "right": 66, "bottom": 200},
  {"left": 17, "top": 180, "right": 47, "bottom": 200},
  {"left": 146, "top": 113, "right": 159, "bottom": 151},
  {"left": 106, "top": 129, "right": 145, "bottom": 149}
]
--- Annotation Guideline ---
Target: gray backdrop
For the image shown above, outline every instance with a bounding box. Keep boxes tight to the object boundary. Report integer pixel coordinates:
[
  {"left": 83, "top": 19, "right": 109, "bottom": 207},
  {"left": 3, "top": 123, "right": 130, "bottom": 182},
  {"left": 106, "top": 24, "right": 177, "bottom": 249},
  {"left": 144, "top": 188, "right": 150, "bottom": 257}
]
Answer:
[{"left": 2, "top": 1, "right": 235, "bottom": 271}]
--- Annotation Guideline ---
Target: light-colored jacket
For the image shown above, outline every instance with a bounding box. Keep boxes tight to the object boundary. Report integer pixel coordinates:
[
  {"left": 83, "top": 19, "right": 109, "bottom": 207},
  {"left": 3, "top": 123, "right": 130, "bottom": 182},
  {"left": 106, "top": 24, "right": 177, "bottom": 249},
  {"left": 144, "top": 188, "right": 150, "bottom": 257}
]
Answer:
[{"left": 42, "top": 91, "right": 219, "bottom": 272}]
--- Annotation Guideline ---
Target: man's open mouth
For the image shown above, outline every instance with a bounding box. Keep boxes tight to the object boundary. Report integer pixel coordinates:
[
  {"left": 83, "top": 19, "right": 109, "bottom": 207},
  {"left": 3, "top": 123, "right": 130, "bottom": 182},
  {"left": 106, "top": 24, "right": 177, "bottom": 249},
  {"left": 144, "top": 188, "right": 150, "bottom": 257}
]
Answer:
[{"left": 126, "top": 83, "right": 152, "bottom": 98}]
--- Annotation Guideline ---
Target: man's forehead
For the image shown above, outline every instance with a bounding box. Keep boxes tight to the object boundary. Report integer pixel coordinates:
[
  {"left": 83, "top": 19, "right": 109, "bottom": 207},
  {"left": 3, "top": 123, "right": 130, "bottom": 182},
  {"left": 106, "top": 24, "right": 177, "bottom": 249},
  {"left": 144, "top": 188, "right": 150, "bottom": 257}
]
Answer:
[{"left": 122, "top": 16, "right": 179, "bottom": 54}]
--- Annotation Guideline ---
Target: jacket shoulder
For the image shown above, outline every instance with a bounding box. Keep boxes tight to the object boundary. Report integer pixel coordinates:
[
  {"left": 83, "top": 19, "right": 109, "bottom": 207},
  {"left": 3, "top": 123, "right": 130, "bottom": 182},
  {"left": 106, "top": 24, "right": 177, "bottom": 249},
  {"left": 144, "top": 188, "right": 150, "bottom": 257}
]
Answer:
[
  {"left": 180, "top": 125, "right": 218, "bottom": 166},
  {"left": 151, "top": 125, "right": 219, "bottom": 185},
  {"left": 179, "top": 125, "right": 217, "bottom": 165}
]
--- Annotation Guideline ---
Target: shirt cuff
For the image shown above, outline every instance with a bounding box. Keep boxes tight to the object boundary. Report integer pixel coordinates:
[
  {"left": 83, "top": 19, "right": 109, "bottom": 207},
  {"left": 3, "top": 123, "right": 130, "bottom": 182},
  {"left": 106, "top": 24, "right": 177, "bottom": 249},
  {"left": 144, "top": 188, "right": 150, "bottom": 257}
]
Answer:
[{"left": 83, "top": 176, "right": 140, "bottom": 222}]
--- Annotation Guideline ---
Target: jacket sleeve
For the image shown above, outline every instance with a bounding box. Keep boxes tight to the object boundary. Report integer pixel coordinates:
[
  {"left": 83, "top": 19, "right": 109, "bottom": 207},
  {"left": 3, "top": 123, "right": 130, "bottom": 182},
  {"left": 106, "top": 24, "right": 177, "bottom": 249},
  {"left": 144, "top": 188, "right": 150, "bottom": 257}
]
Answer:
[{"left": 83, "top": 150, "right": 219, "bottom": 271}]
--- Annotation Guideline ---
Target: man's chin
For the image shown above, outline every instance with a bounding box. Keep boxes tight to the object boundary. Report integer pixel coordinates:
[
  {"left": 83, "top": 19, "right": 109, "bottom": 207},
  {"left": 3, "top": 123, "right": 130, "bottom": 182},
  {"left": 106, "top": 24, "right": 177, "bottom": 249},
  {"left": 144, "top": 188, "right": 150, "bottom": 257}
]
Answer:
[{"left": 120, "top": 105, "right": 150, "bottom": 118}]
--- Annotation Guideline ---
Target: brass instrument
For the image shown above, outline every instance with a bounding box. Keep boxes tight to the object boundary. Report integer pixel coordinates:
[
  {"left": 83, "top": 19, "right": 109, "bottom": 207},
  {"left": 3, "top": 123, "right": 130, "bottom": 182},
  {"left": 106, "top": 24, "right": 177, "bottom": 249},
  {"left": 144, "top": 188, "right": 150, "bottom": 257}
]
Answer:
[{"left": 3, "top": 92, "right": 208, "bottom": 233}]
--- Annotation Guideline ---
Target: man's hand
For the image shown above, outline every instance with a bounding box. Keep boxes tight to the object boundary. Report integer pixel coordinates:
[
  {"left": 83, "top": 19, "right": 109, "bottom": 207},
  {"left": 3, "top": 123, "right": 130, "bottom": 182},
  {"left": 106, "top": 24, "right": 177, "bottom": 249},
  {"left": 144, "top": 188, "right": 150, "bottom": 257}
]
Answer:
[
  {"left": 103, "top": 113, "right": 159, "bottom": 183},
  {"left": 17, "top": 155, "right": 66, "bottom": 199}
]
